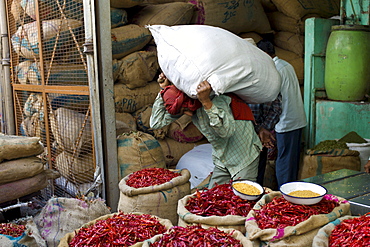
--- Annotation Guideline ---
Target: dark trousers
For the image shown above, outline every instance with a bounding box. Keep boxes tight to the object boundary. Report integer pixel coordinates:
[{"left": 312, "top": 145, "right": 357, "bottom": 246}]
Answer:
[{"left": 275, "top": 128, "right": 303, "bottom": 188}]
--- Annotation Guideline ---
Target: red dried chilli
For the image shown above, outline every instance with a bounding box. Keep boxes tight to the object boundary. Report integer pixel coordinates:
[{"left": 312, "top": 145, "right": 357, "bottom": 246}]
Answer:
[
  {"left": 185, "top": 183, "right": 256, "bottom": 217},
  {"left": 151, "top": 225, "right": 242, "bottom": 247},
  {"left": 69, "top": 212, "right": 167, "bottom": 246},
  {"left": 329, "top": 213, "right": 370, "bottom": 247},
  {"left": 0, "top": 223, "right": 26, "bottom": 237},
  {"left": 254, "top": 195, "right": 340, "bottom": 229},
  {"left": 126, "top": 168, "right": 181, "bottom": 188}
]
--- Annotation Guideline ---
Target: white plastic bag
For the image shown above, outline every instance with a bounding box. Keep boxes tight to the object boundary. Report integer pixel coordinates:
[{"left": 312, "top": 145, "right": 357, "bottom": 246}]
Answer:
[{"left": 147, "top": 24, "right": 281, "bottom": 103}]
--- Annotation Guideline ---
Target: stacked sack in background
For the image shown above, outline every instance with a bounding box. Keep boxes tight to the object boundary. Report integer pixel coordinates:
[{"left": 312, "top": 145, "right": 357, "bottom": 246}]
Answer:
[
  {"left": 0, "top": 134, "right": 58, "bottom": 205},
  {"left": 110, "top": 0, "right": 341, "bottom": 170}
]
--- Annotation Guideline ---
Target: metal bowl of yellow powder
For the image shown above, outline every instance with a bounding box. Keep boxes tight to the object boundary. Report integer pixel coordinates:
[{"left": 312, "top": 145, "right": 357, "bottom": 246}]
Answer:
[
  {"left": 280, "top": 181, "right": 327, "bottom": 205},
  {"left": 232, "top": 180, "right": 264, "bottom": 201}
]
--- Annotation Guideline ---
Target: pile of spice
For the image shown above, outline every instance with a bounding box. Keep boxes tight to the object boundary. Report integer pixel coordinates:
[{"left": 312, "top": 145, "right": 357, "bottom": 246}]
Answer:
[
  {"left": 233, "top": 183, "right": 261, "bottom": 195},
  {"left": 185, "top": 183, "right": 256, "bottom": 217},
  {"left": 69, "top": 212, "right": 167, "bottom": 246},
  {"left": 329, "top": 213, "right": 370, "bottom": 246},
  {"left": 0, "top": 223, "right": 26, "bottom": 237},
  {"left": 126, "top": 168, "right": 181, "bottom": 188},
  {"left": 151, "top": 225, "right": 242, "bottom": 246},
  {"left": 313, "top": 140, "right": 348, "bottom": 151},
  {"left": 254, "top": 195, "right": 339, "bottom": 229}
]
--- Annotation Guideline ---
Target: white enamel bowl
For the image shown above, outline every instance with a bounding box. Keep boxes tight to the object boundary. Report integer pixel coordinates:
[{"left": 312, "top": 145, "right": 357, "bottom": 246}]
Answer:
[
  {"left": 232, "top": 180, "right": 264, "bottom": 201},
  {"left": 280, "top": 181, "right": 327, "bottom": 205}
]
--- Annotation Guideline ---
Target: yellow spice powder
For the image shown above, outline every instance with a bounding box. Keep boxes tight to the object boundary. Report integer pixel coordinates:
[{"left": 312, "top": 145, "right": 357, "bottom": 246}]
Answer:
[
  {"left": 233, "top": 183, "right": 260, "bottom": 195},
  {"left": 288, "top": 190, "right": 320, "bottom": 197}
]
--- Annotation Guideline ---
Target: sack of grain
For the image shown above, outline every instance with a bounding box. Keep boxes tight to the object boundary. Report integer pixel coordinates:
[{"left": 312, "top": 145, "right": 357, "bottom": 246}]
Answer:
[
  {"left": 0, "top": 170, "right": 49, "bottom": 204},
  {"left": 55, "top": 151, "right": 95, "bottom": 184},
  {"left": 131, "top": 2, "right": 195, "bottom": 26},
  {"left": 0, "top": 157, "right": 44, "bottom": 185},
  {"left": 299, "top": 149, "right": 361, "bottom": 179},
  {"left": 114, "top": 81, "right": 160, "bottom": 113},
  {"left": 10, "top": 0, "right": 32, "bottom": 25},
  {"left": 116, "top": 112, "right": 137, "bottom": 135},
  {"left": 118, "top": 169, "right": 191, "bottom": 225},
  {"left": 117, "top": 131, "right": 166, "bottom": 180},
  {"left": 111, "top": 7, "right": 128, "bottom": 28},
  {"left": 148, "top": 24, "right": 281, "bottom": 104},
  {"left": 34, "top": 197, "right": 111, "bottom": 247},
  {"left": 189, "top": 0, "right": 271, "bottom": 34},
  {"left": 271, "top": 0, "right": 340, "bottom": 20},
  {"left": 275, "top": 46, "right": 304, "bottom": 83},
  {"left": 0, "top": 134, "right": 44, "bottom": 163},
  {"left": 113, "top": 51, "right": 159, "bottom": 88},
  {"left": 111, "top": 24, "right": 152, "bottom": 60},
  {"left": 49, "top": 107, "right": 92, "bottom": 156},
  {"left": 274, "top": 31, "right": 305, "bottom": 56},
  {"left": 157, "top": 137, "right": 206, "bottom": 168},
  {"left": 11, "top": 19, "right": 83, "bottom": 60}
]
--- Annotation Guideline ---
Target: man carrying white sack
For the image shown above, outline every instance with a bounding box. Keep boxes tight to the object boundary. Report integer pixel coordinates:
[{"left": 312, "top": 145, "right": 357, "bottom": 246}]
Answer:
[{"left": 150, "top": 73, "right": 262, "bottom": 188}]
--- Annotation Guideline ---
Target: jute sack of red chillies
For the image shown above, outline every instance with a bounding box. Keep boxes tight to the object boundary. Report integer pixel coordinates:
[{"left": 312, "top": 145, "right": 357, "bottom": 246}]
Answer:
[
  {"left": 177, "top": 183, "right": 269, "bottom": 234},
  {"left": 142, "top": 225, "right": 259, "bottom": 247},
  {"left": 58, "top": 212, "right": 173, "bottom": 247},
  {"left": 0, "top": 221, "right": 46, "bottom": 247},
  {"left": 245, "top": 191, "right": 350, "bottom": 246},
  {"left": 312, "top": 214, "right": 370, "bottom": 247},
  {"left": 118, "top": 168, "right": 191, "bottom": 225}
]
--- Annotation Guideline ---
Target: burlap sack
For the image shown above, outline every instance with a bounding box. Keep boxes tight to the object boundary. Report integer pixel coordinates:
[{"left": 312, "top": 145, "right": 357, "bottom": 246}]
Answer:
[
  {"left": 116, "top": 112, "right": 137, "bottom": 133},
  {"left": 245, "top": 192, "right": 350, "bottom": 242},
  {"left": 111, "top": 7, "right": 128, "bottom": 28},
  {"left": 11, "top": 19, "right": 83, "bottom": 60},
  {"left": 118, "top": 169, "right": 191, "bottom": 225},
  {"left": 49, "top": 107, "right": 92, "bottom": 156},
  {"left": 0, "top": 134, "right": 44, "bottom": 163},
  {"left": 21, "top": 113, "right": 44, "bottom": 138},
  {"left": 166, "top": 114, "right": 204, "bottom": 143},
  {"left": 298, "top": 149, "right": 361, "bottom": 179},
  {"left": 275, "top": 47, "right": 304, "bottom": 83},
  {"left": 117, "top": 131, "right": 166, "bottom": 180},
  {"left": 0, "top": 157, "right": 44, "bottom": 185},
  {"left": 34, "top": 197, "right": 111, "bottom": 247},
  {"left": 58, "top": 212, "right": 173, "bottom": 247},
  {"left": 157, "top": 137, "right": 207, "bottom": 168},
  {"left": 10, "top": 0, "right": 32, "bottom": 25},
  {"left": 177, "top": 192, "right": 248, "bottom": 233},
  {"left": 260, "top": 0, "right": 277, "bottom": 12},
  {"left": 114, "top": 81, "right": 160, "bottom": 113},
  {"left": 131, "top": 2, "right": 195, "bottom": 26},
  {"left": 55, "top": 151, "right": 95, "bottom": 184},
  {"left": 274, "top": 31, "right": 304, "bottom": 56},
  {"left": 111, "top": 24, "right": 152, "bottom": 60},
  {"left": 0, "top": 220, "right": 47, "bottom": 247},
  {"left": 0, "top": 170, "right": 51, "bottom": 204},
  {"left": 270, "top": 0, "right": 340, "bottom": 20},
  {"left": 189, "top": 0, "right": 272, "bottom": 34},
  {"left": 132, "top": 104, "right": 155, "bottom": 135},
  {"left": 262, "top": 228, "right": 321, "bottom": 247},
  {"left": 113, "top": 51, "right": 159, "bottom": 88},
  {"left": 142, "top": 228, "right": 256, "bottom": 247},
  {"left": 312, "top": 215, "right": 356, "bottom": 247},
  {"left": 267, "top": 12, "right": 321, "bottom": 34}
]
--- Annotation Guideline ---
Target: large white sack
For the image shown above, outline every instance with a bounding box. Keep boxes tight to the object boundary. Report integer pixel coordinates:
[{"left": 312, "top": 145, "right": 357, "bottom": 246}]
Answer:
[{"left": 147, "top": 25, "right": 281, "bottom": 104}]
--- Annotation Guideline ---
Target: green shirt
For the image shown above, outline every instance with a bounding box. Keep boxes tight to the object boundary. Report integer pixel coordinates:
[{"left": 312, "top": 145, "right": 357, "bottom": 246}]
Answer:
[{"left": 150, "top": 93, "right": 262, "bottom": 177}]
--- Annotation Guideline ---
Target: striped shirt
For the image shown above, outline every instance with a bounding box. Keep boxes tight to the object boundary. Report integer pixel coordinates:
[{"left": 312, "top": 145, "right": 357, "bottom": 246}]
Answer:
[{"left": 150, "top": 93, "right": 262, "bottom": 177}]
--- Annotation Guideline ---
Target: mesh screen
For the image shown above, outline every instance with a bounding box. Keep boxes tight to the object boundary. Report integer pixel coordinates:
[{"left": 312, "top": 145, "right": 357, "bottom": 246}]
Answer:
[{"left": 6, "top": 0, "right": 99, "bottom": 202}]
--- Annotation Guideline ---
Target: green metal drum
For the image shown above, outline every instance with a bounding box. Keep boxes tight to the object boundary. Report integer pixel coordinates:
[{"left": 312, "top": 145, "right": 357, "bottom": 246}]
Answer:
[{"left": 325, "top": 25, "right": 370, "bottom": 101}]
